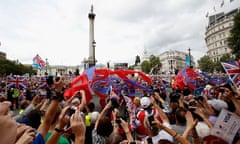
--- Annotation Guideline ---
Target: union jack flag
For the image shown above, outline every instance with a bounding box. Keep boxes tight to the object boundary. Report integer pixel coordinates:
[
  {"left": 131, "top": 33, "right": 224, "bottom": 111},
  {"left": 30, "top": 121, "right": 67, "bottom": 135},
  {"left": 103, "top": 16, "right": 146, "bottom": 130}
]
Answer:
[
  {"left": 6, "top": 76, "right": 28, "bottom": 90},
  {"left": 221, "top": 60, "right": 240, "bottom": 87},
  {"left": 38, "top": 76, "right": 47, "bottom": 89},
  {"left": 32, "top": 54, "right": 45, "bottom": 70}
]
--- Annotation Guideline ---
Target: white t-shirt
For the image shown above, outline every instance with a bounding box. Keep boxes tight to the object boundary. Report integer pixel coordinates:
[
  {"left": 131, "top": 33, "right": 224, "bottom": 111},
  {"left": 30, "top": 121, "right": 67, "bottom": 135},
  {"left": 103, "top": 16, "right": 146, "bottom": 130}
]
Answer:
[{"left": 142, "top": 122, "right": 173, "bottom": 144}]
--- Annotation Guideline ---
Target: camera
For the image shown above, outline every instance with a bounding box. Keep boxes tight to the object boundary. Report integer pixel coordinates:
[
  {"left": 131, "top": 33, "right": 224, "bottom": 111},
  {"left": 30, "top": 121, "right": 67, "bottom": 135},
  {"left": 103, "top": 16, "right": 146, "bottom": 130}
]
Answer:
[
  {"left": 148, "top": 115, "right": 155, "bottom": 126},
  {"left": 67, "top": 106, "right": 77, "bottom": 116},
  {"left": 115, "top": 118, "right": 121, "bottom": 124},
  {"left": 115, "top": 117, "right": 122, "bottom": 128}
]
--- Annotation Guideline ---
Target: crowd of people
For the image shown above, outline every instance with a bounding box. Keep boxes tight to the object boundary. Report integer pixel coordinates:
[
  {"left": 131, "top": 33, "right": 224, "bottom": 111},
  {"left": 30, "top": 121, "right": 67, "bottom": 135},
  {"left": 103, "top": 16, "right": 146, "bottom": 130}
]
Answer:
[{"left": 0, "top": 72, "right": 240, "bottom": 144}]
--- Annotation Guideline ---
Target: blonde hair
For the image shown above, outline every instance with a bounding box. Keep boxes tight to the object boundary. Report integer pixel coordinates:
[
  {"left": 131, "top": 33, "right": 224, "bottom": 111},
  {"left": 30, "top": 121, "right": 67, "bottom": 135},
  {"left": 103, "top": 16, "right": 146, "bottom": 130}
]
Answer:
[{"left": 133, "top": 97, "right": 141, "bottom": 107}]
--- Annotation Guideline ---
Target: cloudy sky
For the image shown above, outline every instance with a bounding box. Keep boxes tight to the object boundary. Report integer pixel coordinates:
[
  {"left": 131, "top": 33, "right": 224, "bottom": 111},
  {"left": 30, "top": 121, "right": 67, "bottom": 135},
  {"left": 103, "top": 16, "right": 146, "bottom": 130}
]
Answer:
[{"left": 0, "top": 0, "right": 239, "bottom": 66}]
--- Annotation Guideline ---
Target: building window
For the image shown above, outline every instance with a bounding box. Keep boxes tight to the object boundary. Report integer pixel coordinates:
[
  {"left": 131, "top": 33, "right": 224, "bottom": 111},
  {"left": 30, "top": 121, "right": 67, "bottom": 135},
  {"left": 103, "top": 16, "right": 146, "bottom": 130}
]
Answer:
[{"left": 225, "top": 48, "right": 228, "bottom": 52}]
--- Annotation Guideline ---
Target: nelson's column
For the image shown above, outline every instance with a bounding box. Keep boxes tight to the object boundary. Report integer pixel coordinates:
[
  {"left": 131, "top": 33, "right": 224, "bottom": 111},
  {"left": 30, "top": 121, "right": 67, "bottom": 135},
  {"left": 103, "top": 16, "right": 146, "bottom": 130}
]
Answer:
[{"left": 88, "top": 5, "right": 97, "bottom": 67}]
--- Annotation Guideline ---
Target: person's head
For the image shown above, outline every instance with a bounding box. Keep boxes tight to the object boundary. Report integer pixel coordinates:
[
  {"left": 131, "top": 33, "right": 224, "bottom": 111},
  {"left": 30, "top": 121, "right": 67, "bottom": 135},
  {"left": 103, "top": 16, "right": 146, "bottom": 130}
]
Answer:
[
  {"left": 140, "top": 96, "right": 152, "bottom": 110},
  {"left": 97, "top": 116, "right": 113, "bottom": 137},
  {"left": 20, "top": 100, "right": 30, "bottom": 110},
  {"left": 169, "top": 98, "right": 179, "bottom": 112},
  {"left": 133, "top": 97, "right": 141, "bottom": 107},
  {"left": 175, "top": 108, "right": 187, "bottom": 125},
  {"left": 87, "top": 102, "right": 95, "bottom": 112},
  {"left": 0, "top": 101, "right": 17, "bottom": 144},
  {"left": 203, "top": 135, "right": 228, "bottom": 144},
  {"left": 19, "top": 109, "right": 41, "bottom": 129},
  {"left": 153, "top": 89, "right": 160, "bottom": 96},
  {"left": 207, "top": 99, "right": 228, "bottom": 116}
]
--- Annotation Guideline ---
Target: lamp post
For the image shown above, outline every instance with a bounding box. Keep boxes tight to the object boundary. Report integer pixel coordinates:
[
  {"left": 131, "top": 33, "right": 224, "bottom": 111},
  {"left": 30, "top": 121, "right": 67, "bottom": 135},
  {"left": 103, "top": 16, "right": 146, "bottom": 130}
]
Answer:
[
  {"left": 92, "top": 40, "right": 96, "bottom": 66},
  {"left": 170, "top": 60, "right": 173, "bottom": 74},
  {"left": 45, "top": 58, "right": 48, "bottom": 75},
  {"left": 83, "top": 57, "right": 88, "bottom": 70},
  {"left": 188, "top": 48, "right": 191, "bottom": 67}
]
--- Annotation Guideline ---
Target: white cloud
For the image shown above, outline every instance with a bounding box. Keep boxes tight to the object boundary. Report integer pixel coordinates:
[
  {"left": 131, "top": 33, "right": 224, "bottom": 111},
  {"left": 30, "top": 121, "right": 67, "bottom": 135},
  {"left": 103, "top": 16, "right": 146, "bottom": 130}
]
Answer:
[{"left": 0, "top": 0, "right": 239, "bottom": 66}]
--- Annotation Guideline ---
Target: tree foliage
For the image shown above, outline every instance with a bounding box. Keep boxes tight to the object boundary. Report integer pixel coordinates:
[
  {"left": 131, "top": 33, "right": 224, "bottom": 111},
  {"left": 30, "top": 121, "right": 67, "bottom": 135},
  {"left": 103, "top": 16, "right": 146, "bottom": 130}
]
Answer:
[
  {"left": 228, "top": 11, "right": 240, "bottom": 60},
  {"left": 141, "top": 60, "right": 151, "bottom": 73},
  {"left": 215, "top": 53, "right": 235, "bottom": 72},
  {"left": 197, "top": 55, "right": 214, "bottom": 72},
  {"left": 0, "top": 57, "right": 36, "bottom": 76},
  {"left": 198, "top": 54, "right": 234, "bottom": 73},
  {"left": 141, "top": 55, "right": 161, "bottom": 74}
]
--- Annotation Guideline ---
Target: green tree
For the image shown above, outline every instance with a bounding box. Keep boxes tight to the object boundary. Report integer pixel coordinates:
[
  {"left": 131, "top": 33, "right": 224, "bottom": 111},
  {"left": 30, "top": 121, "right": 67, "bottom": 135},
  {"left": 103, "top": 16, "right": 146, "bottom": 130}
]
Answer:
[
  {"left": 149, "top": 55, "right": 161, "bottom": 74},
  {"left": 214, "top": 53, "right": 235, "bottom": 72},
  {"left": 197, "top": 55, "right": 214, "bottom": 72},
  {"left": 141, "top": 60, "right": 151, "bottom": 73},
  {"left": 228, "top": 11, "right": 240, "bottom": 60},
  {"left": 141, "top": 55, "right": 161, "bottom": 74},
  {"left": 0, "top": 58, "right": 36, "bottom": 76}
]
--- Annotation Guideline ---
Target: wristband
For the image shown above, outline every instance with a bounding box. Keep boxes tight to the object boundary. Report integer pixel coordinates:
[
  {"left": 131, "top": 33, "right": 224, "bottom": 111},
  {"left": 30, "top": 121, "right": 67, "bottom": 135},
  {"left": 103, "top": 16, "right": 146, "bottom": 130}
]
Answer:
[
  {"left": 173, "top": 132, "right": 178, "bottom": 138},
  {"left": 54, "top": 128, "right": 64, "bottom": 133}
]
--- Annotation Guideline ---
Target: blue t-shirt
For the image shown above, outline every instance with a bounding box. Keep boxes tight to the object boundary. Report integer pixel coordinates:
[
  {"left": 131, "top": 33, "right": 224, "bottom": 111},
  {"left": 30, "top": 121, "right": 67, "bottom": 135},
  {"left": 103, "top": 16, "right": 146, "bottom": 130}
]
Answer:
[{"left": 32, "top": 132, "right": 45, "bottom": 144}]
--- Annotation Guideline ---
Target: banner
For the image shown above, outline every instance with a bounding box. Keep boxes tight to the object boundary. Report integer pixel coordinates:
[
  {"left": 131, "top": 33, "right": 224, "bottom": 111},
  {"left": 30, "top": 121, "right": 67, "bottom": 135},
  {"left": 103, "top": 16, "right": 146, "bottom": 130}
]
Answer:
[{"left": 212, "top": 109, "right": 240, "bottom": 144}]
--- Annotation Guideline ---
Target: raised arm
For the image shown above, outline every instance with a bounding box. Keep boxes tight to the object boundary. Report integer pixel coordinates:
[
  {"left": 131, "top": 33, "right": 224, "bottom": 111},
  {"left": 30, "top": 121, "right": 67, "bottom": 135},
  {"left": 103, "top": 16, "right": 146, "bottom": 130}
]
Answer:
[
  {"left": 151, "top": 96, "right": 169, "bottom": 123},
  {"left": 37, "top": 77, "right": 65, "bottom": 138},
  {"left": 46, "top": 106, "right": 70, "bottom": 144},
  {"left": 78, "top": 90, "right": 87, "bottom": 111},
  {"left": 94, "top": 100, "right": 112, "bottom": 130},
  {"left": 153, "top": 118, "right": 190, "bottom": 144}
]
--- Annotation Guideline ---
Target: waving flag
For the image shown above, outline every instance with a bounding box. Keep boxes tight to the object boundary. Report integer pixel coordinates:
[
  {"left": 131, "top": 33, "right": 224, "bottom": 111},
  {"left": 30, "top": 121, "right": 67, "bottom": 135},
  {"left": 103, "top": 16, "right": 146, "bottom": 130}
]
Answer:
[
  {"left": 32, "top": 54, "right": 45, "bottom": 70},
  {"left": 64, "top": 67, "right": 152, "bottom": 103},
  {"left": 7, "top": 76, "right": 28, "bottom": 90},
  {"left": 172, "top": 67, "right": 199, "bottom": 90},
  {"left": 221, "top": 60, "right": 240, "bottom": 87},
  {"left": 38, "top": 76, "right": 47, "bottom": 89}
]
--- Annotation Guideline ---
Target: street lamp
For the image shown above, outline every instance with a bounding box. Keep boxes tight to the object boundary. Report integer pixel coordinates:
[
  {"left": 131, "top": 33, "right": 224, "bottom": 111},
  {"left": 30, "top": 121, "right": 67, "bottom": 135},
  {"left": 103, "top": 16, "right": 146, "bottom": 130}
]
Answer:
[
  {"left": 188, "top": 48, "right": 191, "bottom": 67},
  {"left": 45, "top": 58, "right": 48, "bottom": 75},
  {"left": 92, "top": 40, "right": 96, "bottom": 66},
  {"left": 82, "top": 57, "right": 88, "bottom": 70}
]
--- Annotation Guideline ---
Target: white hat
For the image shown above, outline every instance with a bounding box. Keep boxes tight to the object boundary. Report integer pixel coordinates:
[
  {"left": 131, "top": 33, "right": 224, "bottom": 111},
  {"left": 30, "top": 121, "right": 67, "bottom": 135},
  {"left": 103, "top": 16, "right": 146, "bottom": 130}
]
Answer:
[
  {"left": 140, "top": 97, "right": 151, "bottom": 109},
  {"left": 207, "top": 99, "right": 228, "bottom": 112}
]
